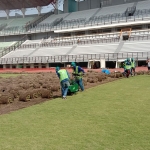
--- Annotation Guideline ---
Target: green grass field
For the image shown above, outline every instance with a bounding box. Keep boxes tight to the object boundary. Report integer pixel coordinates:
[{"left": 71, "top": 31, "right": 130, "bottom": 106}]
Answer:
[{"left": 0, "top": 75, "right": 150, "bottom": 150}]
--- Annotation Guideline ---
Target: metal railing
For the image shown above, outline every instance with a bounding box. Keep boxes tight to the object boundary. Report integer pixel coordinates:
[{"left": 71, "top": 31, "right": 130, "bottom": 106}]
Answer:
[
  {"left": 0, "top": 51, "right": 150, "bottom": 64},
  {"left": 26, "top": 9, "right": 150, "bottom": 33},
  {"left": 6, "top": 33, "right": 150, "bottom": 51},
  {"left": 25, "top": 10, "right": 54, "bottom": 31},
  {"left": 0, "top": 35, "right": 28, "bottom": 57},
  {"left": 0, "top": 8, "right": 150, "bottom": 35},
  {"left": 128, "top": 34, "right": 150, "bottom": 41},
  {"left": 19, "top": 41, "right": 74, "bottom": 49}
]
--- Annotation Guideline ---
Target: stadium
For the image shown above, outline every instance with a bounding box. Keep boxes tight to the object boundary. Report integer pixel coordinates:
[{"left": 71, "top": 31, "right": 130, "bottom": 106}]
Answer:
[
  {"left": 0, "top": 0, "right": 150, "bottom": 149},
  {"left": 0, "top": 0, "right": 149, "bottom": 69}
]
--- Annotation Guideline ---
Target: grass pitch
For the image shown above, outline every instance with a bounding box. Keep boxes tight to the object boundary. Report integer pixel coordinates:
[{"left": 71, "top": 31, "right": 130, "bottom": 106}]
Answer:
[{"left": 0, "top": 75, "right": 150, "bottom": 150}]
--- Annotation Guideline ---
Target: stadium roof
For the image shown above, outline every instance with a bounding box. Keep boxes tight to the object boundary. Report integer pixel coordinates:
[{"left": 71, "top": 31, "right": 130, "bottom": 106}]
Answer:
[{"left": 0, "top": 0, "right": 56, "bottom": 10}]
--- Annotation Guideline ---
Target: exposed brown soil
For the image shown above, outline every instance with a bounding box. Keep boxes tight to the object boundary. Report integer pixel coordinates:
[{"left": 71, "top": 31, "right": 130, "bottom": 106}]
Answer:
[{"left": 0, "top": 70, "right": 149, "bottom": 115}]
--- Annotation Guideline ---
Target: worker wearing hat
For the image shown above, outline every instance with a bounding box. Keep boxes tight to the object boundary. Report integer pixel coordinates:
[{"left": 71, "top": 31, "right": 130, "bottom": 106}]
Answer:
[
  {"left": 55, "top": 66, "right": 70, "bottom": 99},
  {"left": 122, "top": 59, "right": 127, "bottom": 76},
  {"left": 125, "top": 58, "right": 131, "bottom": 78},
  {"left": 131, "top": 58, "right": 136, "bottom": 76},
  {"left": 71, "top": 62, "right": 85, "bottom": 91}
]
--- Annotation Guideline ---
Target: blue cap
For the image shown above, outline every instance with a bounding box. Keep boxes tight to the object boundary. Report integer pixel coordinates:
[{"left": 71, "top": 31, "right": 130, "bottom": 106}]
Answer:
[{"left": 71, "top": 62, "right": 76, "bottom": 67}]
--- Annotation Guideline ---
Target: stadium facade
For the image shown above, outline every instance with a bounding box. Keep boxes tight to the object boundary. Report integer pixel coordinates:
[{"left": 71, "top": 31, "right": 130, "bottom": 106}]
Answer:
[{"left": 0, "top": 0, "right": 150, "bottom": 69}]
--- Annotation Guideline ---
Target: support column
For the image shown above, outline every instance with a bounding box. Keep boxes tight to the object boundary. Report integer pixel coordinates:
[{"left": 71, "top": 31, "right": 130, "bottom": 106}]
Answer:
[
  {"left": 5, "top": 9, "right": 10, "bottom": 19},
  {"left": 54, "top": 0, "right": 58, "bottom": 14},
  {"left": 21, "top": 8, "right": 26, "bottom": 18},
  {"left": 3, "top": 64, "right": 6, "bottom": 69},
  {"left": 115, "top": 61, "right": 118, "bottom": 68},
  {"left": 10, "top": 64, "right": 12, "bottom": 69},
  {"left": 16, "top": 64, "right": 20, "bottom": 68},
  {"left": 23, "top": 64, "right": 27, "bottom": 68},
  {"left": 46, "top": 63, "right": 49, "bottom": 68},
  {"left": 36, "top": 6, "right": 41, "bottom": 16},
  {"left": 38, "top": 63, "right": 42, "bottom": 68},
  {"left": 30, "top": 63, "right": 34, "bottom": 68}
]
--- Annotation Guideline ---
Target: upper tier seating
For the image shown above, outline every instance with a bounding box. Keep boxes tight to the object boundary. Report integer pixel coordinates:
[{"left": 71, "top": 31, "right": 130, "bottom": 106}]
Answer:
[
  {"left": 0, "top": 19, "right": 14, "bottom": 26},
  {"left": 95, "top": 3, "right": 134, "bottom": 16},
  {"left": 64, "top": 8, "right": 98, "bottom": 20},
  {"left": 2, "top": 29, "right": 150, "bottom": 58},
  {"left": 0, "top": 41, "right": 17, "bottom": 57},
  {"left": 1, "top": 43, "right": 119, "bottom": 58},
  {"left": 6, "top": 17, "right": 34, "bottom": 28},
  {"left": 0, "top": 41, "right": 17, "bottom": 48},
  {"left": 1, "top": 1, "right": 150, "bottom": 34},
  {"left": 136, "top": 0, "right": 150, "bottom": 10},
  {"left": 0, "top": 16, "right": 35, "bottom": 35},
  {"left": 39, "top": 13, "right": 69, "bottom": 24}
]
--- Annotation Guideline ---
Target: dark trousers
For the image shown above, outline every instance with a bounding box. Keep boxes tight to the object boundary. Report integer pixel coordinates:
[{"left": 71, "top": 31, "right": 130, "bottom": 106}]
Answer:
[
  {"left": 125, "top": 69, "right": 130, "bottom": 78},
  {"left": 131, "top": 67, "right": 135, "bottom": 75},
  {"left": 148, "top": 67, "right": 150, "bottom": 70}
]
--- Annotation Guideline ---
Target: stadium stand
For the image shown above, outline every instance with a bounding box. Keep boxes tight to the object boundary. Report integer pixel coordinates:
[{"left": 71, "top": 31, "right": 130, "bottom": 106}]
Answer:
[
  {"left": 0, "top": 16, "right": 38, "bottom": 35},
  {"left": 0, "top": 0, "right": 150, "bottom": 68},
  {"left": 0, "top": 41, "right": 17, "bottom": 56},
  {"left": 0, "top": 41, "right": 17, "bottom": 48}
]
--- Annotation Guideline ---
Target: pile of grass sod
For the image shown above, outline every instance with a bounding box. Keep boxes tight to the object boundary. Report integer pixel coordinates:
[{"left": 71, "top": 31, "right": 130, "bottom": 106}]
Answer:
[{"left": 0, "top": 75, "right": 150, "bottom": 150}]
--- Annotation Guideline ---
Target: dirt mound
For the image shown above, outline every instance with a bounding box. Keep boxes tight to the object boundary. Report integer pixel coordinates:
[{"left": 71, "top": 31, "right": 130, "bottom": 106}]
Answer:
[{"left": 0, "top": 70, "right": 148, "bottom": 115}]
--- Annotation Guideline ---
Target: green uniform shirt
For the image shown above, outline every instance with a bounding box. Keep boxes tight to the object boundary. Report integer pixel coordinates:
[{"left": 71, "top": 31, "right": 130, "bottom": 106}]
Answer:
[
  {"left": 73, "top": 66, "right": 83, "bottom": 79},
  {"left": 58, "top": 69, "right": 68, "bottom": 82},
  {"left": 131, "top": 61, "right": 135, "bottom": 68}
]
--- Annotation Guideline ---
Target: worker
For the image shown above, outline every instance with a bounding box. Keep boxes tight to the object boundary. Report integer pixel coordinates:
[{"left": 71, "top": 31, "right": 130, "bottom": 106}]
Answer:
[
  {"left": 131, "top": 58, "right": 136, "bottom": 76},
  {"left": 71, "top": 62, "right": 85, "bottom": 91},
  {"left": 125, "top": 58, "right": 131, "bottom": 78},
  {"left": 122, "top": 60, "right": 127, "bottom": 76},
  {"left": 101, "top": 68, "right": 110, "bottom": 75},
  {"left": 55, "top": 67, "right": 70, "bottom": 99}
]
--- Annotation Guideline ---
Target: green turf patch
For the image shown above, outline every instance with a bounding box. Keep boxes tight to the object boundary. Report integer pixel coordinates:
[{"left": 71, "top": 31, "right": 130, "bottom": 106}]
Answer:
[
  {"left": 0, "top": 76, "right": 150, "bottom": 150},
  {"left": 0, "top": 74, "right": 26, "bottom": 78}
]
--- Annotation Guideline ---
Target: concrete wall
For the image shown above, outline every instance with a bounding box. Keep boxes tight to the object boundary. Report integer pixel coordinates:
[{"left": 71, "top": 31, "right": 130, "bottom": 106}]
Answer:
[
  {"left": 31, "top": 32, "right": 58, "bottom": 40},
  {"left": 0, "top": 35, "right": 25, "bottom": 42},
  {"left": 0, "top": 32, "right": 58, "bottom": 42},
  {"left": 64, "top": 0, "right": 147, "bottom": 12},
  {"left": 77, "top": 0, "right": 101, "bottom": 11}
]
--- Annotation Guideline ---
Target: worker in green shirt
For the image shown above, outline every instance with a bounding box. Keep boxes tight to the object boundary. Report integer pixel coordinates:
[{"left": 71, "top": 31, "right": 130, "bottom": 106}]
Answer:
[
  {"left": 71, "top": 62, "right": 85, "bottom": 91},
  {"left": 125, "top": 58, "right": 131, "bottom": 78},
  {"left": 131, "top": 58, "right": 136, "bottom": 76},
  {"left": 56, "top": 67, "right": 70, "bottom": 99}
]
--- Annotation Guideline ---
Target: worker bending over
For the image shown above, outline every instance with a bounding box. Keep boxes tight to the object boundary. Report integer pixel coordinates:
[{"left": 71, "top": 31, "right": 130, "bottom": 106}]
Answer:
[
  {"left": 71, "top": 62, "right": 85, "bottom": 91},
  {"left": 56, "top": 67, "right": 70, "bottom": 99}
]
